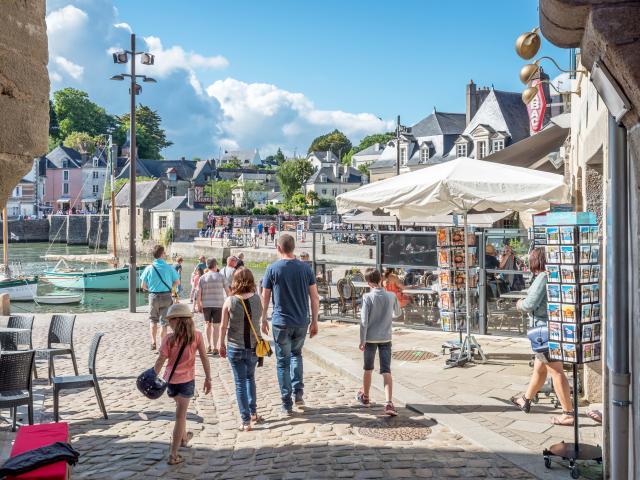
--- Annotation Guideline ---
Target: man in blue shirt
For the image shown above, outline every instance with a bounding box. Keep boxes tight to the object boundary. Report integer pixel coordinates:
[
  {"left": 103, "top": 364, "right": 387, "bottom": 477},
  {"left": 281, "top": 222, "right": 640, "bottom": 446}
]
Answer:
[
  {"left": 261, "top": 234, "right": 319, "bottom": 415},
  {"left": 141, "top": 244, "right": 180, "bottom": 351}
]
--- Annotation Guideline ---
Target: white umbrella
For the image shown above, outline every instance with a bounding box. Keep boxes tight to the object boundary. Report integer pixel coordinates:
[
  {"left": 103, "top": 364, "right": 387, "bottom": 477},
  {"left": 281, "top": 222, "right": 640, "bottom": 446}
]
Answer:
[{"left": 337, "top": 157, "right": 568, "bottom": 363}]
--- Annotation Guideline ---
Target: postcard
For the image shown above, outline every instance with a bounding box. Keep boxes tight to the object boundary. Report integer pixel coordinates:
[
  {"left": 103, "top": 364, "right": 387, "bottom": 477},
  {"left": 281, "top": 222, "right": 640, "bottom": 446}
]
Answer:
[
  {"left": 439, "top": 292, "right": 453, "bottom": 311},
  {"left": 560, "top": 226, "right": 575, "bottom": 245},
  {"left": 436, "top": 227, "right": 450, "bottom": 247},
  {"left": 594, "top": 341, "right": 601, "bottom": 360},
  {"left": 549, "top": 322, "right": 562, "bottom": 341},
  {"left": 546, "top": 245, "right": 560, "bottom": 264},
  {"left": 546, "top": 265, "right": 560, "bottom": 283},
  {"left": 440, "top": 312, "right": 454, "bottom": 332},
  {"left": 548, "top": 341, "right": 563, "bottom": 361},
  {"left": 582, "top": 323, "right": 594, "bottom": 342},
  {"left": 454, "top": 271, "right": 467, "bottom": 289},
  {"left": 561, "top": 284, "right": 577, "bottom": 304},
  {"left": 579, "top": 245, "right": 591, "bottom": 264},
  {"left": 590, "top": 245, "right": 600, "bottom": 263},
  {"left": 562, "top": 304, "right": 576, "bottom": 323},
  {"left": 580, "top": 304, "right": 592, "bottom": 323},
  {"left": 592, "top": 284, "right": 600, "bottom": 302},
  {"left": 451, "top": 228, "right": 465, "bottom": 246},
  {"left": 590, "top": 226, "right": 599, "bottom": 243},
  {"left": 563, "top": 343, "right": 577, "bottom": 363},
  {"left": 546, "top": 227, "right": 560, "bottom": 245},
  {"left": 466, "top": 247, "right": 478, "bottom": 267},
  {"left": 590, "top": 264, "right": 600, "bottom": 283},
  {"left": 583, "top": 343, "right": 594, "bottom": 362},
  {"left": 563, "top": 324, "right": 577, "bottom": 343},
  {"left": 592, "top": 303, "right": 601, "bottom": 322},
  {"left": 438, "top": 270, "right": 453, "bottom": 290},
  {"left": 579, "top": 265, "right": 591, "bottom": 283},
  {"left": 560, "top": 246, "right": 576, "bottom": 264},
  {"left": 560, "top": 265, "right": 576, "bottom": 284},
  {"left": 547, "top": 284, "right": 561, "bottom": 303},
  {"left": 580, "top": 284, "right": 592, "bottom": 303},
  {"left": 593, "top": 322, "right": 601, "bottom": 341},
  {"left": 579, "top": 226, "right": 591, "bottom": 244},
  {"left": 547, "top": 303, "right": 561, "bottom": 322},
  {"left": 437, "top": 249, "right": 451, "bottom": 267},
  {"left": 451, "top": 248, "right": 466, "bottom": 268}
]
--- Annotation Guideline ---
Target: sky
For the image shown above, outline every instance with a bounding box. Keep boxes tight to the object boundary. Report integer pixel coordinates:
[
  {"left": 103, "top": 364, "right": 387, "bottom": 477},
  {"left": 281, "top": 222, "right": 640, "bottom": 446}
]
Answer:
[{"left": 46, "top": 0, "right": 568, "bottom": 159}]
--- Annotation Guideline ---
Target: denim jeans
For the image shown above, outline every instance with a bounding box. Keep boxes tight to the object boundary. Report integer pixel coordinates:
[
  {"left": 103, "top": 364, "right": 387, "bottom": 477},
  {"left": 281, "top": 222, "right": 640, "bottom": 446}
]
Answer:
[
  {"left": 272, "top": 324, "right": 308, "bottom": 409},
  {"left": 227, "top": 345, "right": 258, "bottom": 423}
]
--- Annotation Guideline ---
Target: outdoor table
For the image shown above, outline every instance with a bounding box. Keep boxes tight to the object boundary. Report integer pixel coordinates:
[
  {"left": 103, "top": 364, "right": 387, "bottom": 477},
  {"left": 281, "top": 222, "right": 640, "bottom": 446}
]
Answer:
[
  {"left": 351, "top": 281, "right": 370, "bottom": 289},
  {"left": 403, "top": 288, "right": 434, "bottom": 295},
  {"left": 0, "top": 328, "right": 30, "bottom": 334}
]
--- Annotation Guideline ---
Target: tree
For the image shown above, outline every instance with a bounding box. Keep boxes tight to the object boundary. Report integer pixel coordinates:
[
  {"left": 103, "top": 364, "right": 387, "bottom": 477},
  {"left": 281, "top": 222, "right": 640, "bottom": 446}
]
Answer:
[
  {"left": 63, "top": 131, "right": 101, "bottom": 155},
  {"left": 306, "top": 190, "right": 319, "bottom": 206},
  {"left": 239, "top": 180, "right": 265, "bottom": 208},
  {"left": 114, "top": 105, "right": 172, "bottom": 159},
  {"left": 204, "top": 179, "right": 236, "bottom": 207},
  {"left": 218, "top": 156, "right": 242, "bottom": 169},
  {"left": 49, "top": 100, "right": 59, "bottom": 139},
  {"left": 53, "top": 88, "right": 115, "bottom": 140},
  {"left": 276, "top": 158, "right": 314, "bottom": 200},
  {"left": 357, "top": 163, "right": 370, "bottom": 178},
  {"left": 274, "top": 148, "right": 286, "bottom": 165},
  {"left": 307, "top": 129, "right": 352, "bottom": 161}
]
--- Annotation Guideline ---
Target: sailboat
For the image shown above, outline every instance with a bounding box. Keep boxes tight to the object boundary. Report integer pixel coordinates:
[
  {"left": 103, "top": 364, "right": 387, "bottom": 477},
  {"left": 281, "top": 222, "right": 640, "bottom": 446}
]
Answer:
[
  {"left": 41, "top": 136, "right": 145, "bottom": 291},
  {"left": 0, "top": 208, "right": 38, "bottom": 301}
]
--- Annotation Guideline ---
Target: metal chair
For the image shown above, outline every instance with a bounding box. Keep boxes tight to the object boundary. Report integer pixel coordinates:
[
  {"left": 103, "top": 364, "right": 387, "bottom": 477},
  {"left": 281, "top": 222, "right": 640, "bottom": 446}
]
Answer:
[
  {"left": 337, "top": 278, "right": 360, "bottom": 318},
  {"left": 0, "top": 350, "right": 35, "bottom": 431},
  {"left": 52, "top": 332, "right": 107, "bottom": 422},
  {"left": 8, "top": 315, "right": 35, "bottom": 350},
  {"left": 35, "top": 314, "right": 78, "bottom": 383},
  {"left": 317, "top": 279, "right": 339, "bottom": 318}
]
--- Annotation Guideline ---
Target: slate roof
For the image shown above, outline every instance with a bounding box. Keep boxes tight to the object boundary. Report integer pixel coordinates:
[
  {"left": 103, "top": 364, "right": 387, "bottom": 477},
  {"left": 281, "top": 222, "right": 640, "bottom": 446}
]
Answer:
[
  {"left": 118, "top": 159, "right": 209, "bottom": 183},
  {"left": 307, "top": 165, "right": 363, "bottom": 185},
  {"left": 114, "top": 180, "right": 163, "bottom": 207},
  {"left": 150, "top": 195, "right": 205, "bottom": 211},
  {"left": 222, "top": 149, "right": 261, "bottom": 166},
  {"left": 411, "top": 111, "right": 466, "bottom": 137},
  {"left": 352, "top": 143, "right": 384, "bottom": 158},
  {"left": 308, "top": 151, "right": 339, "bottom": 164},
  {"left": 41, "top": 145, "right": 83, "bottom": 169},
  {"left": 493, "top": 90, "right": 531, "bottom": 143}
]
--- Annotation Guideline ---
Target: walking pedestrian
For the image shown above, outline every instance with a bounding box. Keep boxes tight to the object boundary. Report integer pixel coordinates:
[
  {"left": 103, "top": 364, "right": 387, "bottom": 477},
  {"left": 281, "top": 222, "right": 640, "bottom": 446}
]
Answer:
[
  {"left": 220, "top": 256, "right": 237, "bottom": 287},
  {"left": 261, "top": 234, "right": 320, "bottom": 416},
  {"left": 236, "top": 253, "right": 245, "bottom": 268},
  {"left": 197, "top": 258, "right": 230, "bottom": 354},
  {"left": 268, "top": 223, "right": 276, "bottom": 243},
  {"left": 356, "top": 268, "right": 401, "bottom": 416},
  {"left": 174, "top": 257, "right": 184, "bottom": 297},
  {"left": 190, "top": 267, "right": 204, "bottom": 312},
  {"left": 218, "top": 268, "right": 264, "bottom": 431},
  {"left": 153, "top": 303, "right": 211, "bottom": 465},
  {"left": 141, "top": 245, "right": 180, "bottom": 351},
  {"left": 196, "top": 255, "right": 206, "bottom": 271}
]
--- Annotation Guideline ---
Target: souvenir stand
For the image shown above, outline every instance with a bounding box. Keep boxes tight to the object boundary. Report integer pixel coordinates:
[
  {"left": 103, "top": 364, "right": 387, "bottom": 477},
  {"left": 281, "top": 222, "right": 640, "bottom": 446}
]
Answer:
[
  {"left": 436, "top": 224, "right": 485, "bottom": 367},
  {"left": 540, "top": 212, "right": 602, "bottom": 478}
]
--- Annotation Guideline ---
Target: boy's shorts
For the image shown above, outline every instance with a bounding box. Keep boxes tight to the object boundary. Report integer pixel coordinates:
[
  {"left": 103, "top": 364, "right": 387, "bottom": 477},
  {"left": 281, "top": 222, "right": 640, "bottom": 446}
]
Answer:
[
  {"left": 363, "top": 342, "right": 392, "bottom": 374},
  {"left": 202, "top": 307, "right": 222, "bottom": 324},
  {"left": 167, "top": 380, "right": 195, "bottom": 398}
]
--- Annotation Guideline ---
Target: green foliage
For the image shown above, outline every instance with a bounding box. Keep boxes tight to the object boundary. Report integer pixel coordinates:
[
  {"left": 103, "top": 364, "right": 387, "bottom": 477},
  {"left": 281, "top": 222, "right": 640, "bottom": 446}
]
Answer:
[
  {"left": 357, "top": 163, "right": 370, "bottom": 177},
  {"left": 317, "top": 197, "right": 336, "bottom": 208},
  {"left": 276, "top": 158, "right": 314, "bottom": 200},
  {"left": 218, "top": 156, "right": 242, "bottom": 169},
  {"left": 205, "top": 205, "right": 248, "bottom": 215},
  {"left": 63, "top": 131, "right": 101, "bottom": 155},
  {"left": 265, "top": 205, "right": 278, "bottom": 215},
  {"left": 48, "top": 135, "right": 60, "bottom": 153},
  {"left": 274, "top": 148, "right": 286, "bottom": 165},
  {"left": 114, "top": 105, "right": 172, "bottom": 159},
  {"left": 306, "top": 190, "right": 319, "bottom": 206},
  {"left": 204, "top": 179, "right": 236, "bottom": 207},
  {"left": 142, "top": 229, "right": 150, "bottom": 241},
  {"left": 307, "top": 129, "right": 352, "bottom": 161},
  {"left": 161, "top": 226, "right": 174, "bottom": 247},
  {"left": 53, "top": 88, "right": 115, "bottom": 140},
  {"left": 49, "top": 100, "right": 59, "bottom": 138}
]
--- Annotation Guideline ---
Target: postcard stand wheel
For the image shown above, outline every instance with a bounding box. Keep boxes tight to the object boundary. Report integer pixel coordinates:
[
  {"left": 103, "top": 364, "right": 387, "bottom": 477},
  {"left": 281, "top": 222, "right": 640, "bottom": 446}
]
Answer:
[{"left": 541, "top": 364, "right": 602, "bottom": 478}]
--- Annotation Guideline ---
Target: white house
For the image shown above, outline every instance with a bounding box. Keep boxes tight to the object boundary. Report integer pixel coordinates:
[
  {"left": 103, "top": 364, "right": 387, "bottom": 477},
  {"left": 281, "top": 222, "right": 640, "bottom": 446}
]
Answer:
[
  {"left": 351, "top": 143, "right": 385, "bottom": 169},
  {"left": 305, "top": 163, "right": 364, "bottom": 200},
  {"left": 150, "top": 194, "right": 207, "bottom": 242},
  {"left": 307, "top": 151, "right": 338, "bottom": 171}
]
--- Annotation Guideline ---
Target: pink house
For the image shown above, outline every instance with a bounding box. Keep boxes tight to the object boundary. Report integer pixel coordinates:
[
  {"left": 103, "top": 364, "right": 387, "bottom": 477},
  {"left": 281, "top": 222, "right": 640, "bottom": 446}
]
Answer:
[{"left": 38, "top": 146, "right": 85, "bottom": 211}]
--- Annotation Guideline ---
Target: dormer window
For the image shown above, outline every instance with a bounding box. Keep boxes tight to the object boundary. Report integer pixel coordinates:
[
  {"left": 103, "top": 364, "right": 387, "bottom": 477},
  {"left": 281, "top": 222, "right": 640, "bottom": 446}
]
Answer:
[
  {"left": 420, "top": 146, "right": 430, "bottom": 163},
  {"left": 476, "top": 141, "right": 487, "bottom": 159},
  {"left": 92, "top": 157, "right": 99, "bottom": 167},
  {"left": 319, "top": 174, "right": 327, "bottom": 183},
  {"left": 492, "top": 139, "right": 504, "bottom": 152},
  {"left": 62, "top": 159, "right": 69, "bottom": 168},
  {"left": 400, "top": 146, "right": 408, "bottom": 166},
  {"left": 456, "top": 144, "right": 467, "bottom": 157}
]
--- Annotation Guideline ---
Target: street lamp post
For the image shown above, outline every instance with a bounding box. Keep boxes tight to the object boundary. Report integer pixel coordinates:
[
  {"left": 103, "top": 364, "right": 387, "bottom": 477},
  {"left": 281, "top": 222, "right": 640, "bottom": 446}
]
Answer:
[
  {"left": 110, "top": 33, "right": 156, "bottom": 313},
  {"left": 395, "top": 115, "right": 411, "bottom": 229}
]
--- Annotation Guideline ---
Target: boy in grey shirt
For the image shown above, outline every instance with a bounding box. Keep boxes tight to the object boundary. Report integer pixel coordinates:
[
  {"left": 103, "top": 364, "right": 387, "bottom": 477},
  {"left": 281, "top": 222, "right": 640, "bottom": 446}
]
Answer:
[{"left": 357, "top": 268, "right": 401, "bottom": 416}]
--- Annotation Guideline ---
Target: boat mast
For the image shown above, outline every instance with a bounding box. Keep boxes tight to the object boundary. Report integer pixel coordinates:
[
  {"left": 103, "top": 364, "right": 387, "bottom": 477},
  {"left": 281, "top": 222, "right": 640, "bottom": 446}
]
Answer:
[
  {"left": 2, "top": 208, "right": 7, "bottom": 268},
  {"left": 109, "top": 135, "right": 118, "bottom": 266}
]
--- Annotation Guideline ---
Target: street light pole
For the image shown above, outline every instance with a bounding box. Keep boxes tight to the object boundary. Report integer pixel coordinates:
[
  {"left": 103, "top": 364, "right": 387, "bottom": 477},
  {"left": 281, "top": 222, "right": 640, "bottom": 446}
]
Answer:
[
  {"left": 128, "top": 33, "right": 138, "bottom": 313},
  {"left": 396, "top": 114, "right": 401, "bottom": 177}
]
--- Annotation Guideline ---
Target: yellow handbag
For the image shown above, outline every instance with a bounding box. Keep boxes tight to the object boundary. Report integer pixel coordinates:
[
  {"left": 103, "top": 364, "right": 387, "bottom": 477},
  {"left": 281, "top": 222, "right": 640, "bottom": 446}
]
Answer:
[{"left": 236, "top": 296, "right": 272, "bottom": 358}]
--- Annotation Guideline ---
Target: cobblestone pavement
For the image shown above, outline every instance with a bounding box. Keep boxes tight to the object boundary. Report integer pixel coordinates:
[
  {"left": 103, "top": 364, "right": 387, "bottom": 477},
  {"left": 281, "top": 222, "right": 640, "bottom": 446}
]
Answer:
[{"left": 1, "top": 312, "right": 536, "bottom": 479}]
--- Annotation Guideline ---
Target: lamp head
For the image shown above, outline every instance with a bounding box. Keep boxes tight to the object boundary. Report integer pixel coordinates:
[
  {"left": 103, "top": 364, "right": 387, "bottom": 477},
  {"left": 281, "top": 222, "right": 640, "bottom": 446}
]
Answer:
[
  {"left": 112, "top": 51, "right": 128, "bottom": 64},
  {"left": 521, "top": 86, "right": 539, "bottom": 105},
  {"left": 141, "top": 53, "right": 155, "bottom": 65},
  {"left": 519, "top": 63, "right": 540, "bottom": 84},
  {"left": 110, "top": 74, "right": 125, "bottom": 81},
  {"left": 142, "top": 76, "right": 157, "bottom": 83},
  {"left": 515, "top": 28, "right": 541, "bottom": 60}
]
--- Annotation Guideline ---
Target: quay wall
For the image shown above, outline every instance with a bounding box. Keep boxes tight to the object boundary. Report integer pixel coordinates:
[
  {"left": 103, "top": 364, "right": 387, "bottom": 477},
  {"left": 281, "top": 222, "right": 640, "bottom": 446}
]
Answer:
[
  {"left": 0, "top": 215, "right": 109, "bottom": 247},
  {"left": 0, "top": 219, "right": 49, "bottom": 242}
]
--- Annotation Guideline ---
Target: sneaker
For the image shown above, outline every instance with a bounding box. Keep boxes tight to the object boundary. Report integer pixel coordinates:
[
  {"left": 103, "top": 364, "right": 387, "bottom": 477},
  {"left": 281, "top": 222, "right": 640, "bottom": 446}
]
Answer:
[
  {"left": 384, "top": 402, "right": 398, "bottom": 416},
  {"left": 294, "top": 391, "right": 305, "bottom": 406},
  {"left": 356, "top": 390, "right": 370, "bottom": 407},
  {"left": 279, "top": 406, "right": 293, "bottom": 418}
]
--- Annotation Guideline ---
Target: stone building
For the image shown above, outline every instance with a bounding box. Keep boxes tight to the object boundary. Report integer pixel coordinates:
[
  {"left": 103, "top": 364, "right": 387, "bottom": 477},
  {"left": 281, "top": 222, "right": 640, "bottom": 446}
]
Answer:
[
  {"left": 304, "top": 163, "right": 364, "bottom": 200},
  {"left": 150, "top": 195, "right": 207, "bottom": 243},
  {"left": 0, "top": 1, "right": 49, "bottom": 212},
  {"left": 6, "top": 179, "right": 36, "bottom": 218}
]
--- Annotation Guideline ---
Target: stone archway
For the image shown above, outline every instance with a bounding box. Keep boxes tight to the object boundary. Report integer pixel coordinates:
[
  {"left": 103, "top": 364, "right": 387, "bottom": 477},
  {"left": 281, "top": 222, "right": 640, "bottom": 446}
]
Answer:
[{"left": 0, "top": 1, "right": 50, "bottom": 210}]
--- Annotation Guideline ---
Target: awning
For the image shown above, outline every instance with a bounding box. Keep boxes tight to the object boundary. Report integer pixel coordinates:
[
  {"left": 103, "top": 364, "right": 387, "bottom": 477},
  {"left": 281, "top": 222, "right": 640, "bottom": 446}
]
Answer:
[
  {"left": 483, "top": 114, "right": 569, "bottom": 173},
  {"left": 81, "top": 197, "right": 98, "bottom": 203},
  {"left": 342, "top": 211, "right": 512, "bottom": 227},
  {"left": 56, "top": 197, "right": 71, "bottom": 203}
]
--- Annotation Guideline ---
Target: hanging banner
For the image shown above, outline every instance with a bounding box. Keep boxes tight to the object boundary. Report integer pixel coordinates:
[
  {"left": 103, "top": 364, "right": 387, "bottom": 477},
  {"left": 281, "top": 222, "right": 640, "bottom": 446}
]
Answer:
[{"left": 527, "top": 79, "right": 547, "bottom": 133}]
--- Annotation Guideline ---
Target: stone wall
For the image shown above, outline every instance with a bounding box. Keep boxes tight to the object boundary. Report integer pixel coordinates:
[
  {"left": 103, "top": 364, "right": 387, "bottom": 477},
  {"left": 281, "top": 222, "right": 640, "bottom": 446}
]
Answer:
[
  {"left": 48, "top": 215, "right": 109, "bottom": 247},
  {"left": 0, "top": 219, "right": 49, "bottom": 242},
  {"left": 48, "top": 216, "right": 67, "bottom": 243},
  {"left": 0, "top": 1, "right": 49, "bottom": 211}
]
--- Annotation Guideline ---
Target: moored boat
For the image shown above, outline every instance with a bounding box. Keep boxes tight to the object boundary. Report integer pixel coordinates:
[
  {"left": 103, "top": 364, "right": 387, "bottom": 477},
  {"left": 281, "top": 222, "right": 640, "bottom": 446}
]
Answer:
[
  {"left": 41, "top": 264, "right": 145, "bottom": 291},
  {"left": 34, "top": 293, "right": 83, "bottom": 305},
  {"left": 0, "top": 276, "right": 38, "bottom": 301}
]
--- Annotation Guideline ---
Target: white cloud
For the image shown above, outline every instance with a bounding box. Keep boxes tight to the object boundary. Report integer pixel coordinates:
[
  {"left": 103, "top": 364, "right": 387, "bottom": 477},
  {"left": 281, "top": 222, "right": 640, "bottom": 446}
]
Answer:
[
  {"left": 113, "top": 22, "right": 132, "bottom": 33},
  {"left": 207, "top": 78, "right": 393, "bottom": 154},
  {"left": 46, "top": 5, "right": 88, "bottom": 34},
  {"left": 54, "top": 56, "right": 84, "bottom": 80},
  {"left": 142, "top": 36, "right": 229, "bottom": 78}
]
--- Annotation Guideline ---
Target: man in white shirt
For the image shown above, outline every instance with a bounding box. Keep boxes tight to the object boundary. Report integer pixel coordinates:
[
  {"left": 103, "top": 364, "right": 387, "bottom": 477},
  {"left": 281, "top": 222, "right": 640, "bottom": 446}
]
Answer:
[{"left": 220, "top": 256, "right": 237, "bottom": 288}]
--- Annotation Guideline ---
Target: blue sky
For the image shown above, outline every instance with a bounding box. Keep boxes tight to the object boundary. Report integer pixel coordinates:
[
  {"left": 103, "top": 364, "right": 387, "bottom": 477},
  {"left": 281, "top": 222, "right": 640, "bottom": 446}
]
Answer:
[{"left": 46, "top": 0, "right": 568, "bottom": 158}]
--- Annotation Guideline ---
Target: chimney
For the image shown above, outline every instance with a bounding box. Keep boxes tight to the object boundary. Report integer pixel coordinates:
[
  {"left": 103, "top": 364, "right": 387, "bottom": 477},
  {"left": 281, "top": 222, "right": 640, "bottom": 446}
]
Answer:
[
  {"left": 466, "top": 79, "right": 477, "bottom": 125},
  {"left": 326, "top": 151, "right": 331, "bottom": 164},
  {"left": 166, "top": 189, "right": 171, "bottom": 201},
  {"left": 187, "top": 188, "right": 194, "bottom": 207},
  {"left": 333, "top": 162, "right": 340, "bottom": 178},
  {"left": 374, "top": 142, "right": 380, "bottom": 152}
]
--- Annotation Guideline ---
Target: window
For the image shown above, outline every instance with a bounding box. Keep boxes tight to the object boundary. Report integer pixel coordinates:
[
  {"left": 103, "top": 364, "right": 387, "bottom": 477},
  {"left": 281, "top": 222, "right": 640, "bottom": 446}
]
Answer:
[
  {"left": 92, "top": 185, "right": 99, "bottom": 194},
  {"left": 62, "top": 160, "right": 69, "bottom": 168},
  {"left": 400, "top": 146, "right": 408, "bottom": 165},
  {"left": 322, "top": 189, "right": 327, "bottom": 194},
  {"left": 63, "top": 183, "right": 69, "bottom": 194},
  {"left": 92, "top": 171, "right": 99, "bottom": 179},
  {"left": 492, "top": 139, "right": 504, "bottom": 152},
  {"left": 159, "top": 216, "right": 167, "bottom": 228},
  {"left": 63, "top": 170, "right": 69, "bottom": 181},
  {"left": 168, "top": 186, "right": 177, "bottom": 197},
  {"left": 456, "top": 143, "right": 467, "bottom": 157},
  {"left": 477, "top": 141, "right": 487, "bottom": 159},
  {"left": 13, "top": 187, "right": 21, "bottom": 197},
  {"left": 92, "top": 158, "right": 99, "bottom": 167},
  {"left": 319, "top": 174, "right": 326, "bottom": 183},
  {"left": 420, "top": 147, "right": 430, "bottom": 163}
]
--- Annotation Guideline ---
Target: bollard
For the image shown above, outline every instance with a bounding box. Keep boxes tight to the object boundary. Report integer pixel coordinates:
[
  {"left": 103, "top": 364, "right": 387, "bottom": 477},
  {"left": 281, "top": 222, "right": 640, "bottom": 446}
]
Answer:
[
  {"left": 0, "top": 293, "right": 9, "bottom": 316},
  {"left": 369, "top": 248, "right": 373, "bottom": 259}
]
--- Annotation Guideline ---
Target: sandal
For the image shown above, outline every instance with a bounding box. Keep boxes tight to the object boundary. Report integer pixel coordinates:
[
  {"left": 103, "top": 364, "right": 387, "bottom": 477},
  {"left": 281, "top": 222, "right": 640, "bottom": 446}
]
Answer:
[
  {"left": 510, "top": 394, "right": 531, "bottom": 413},
  {"left": 250, "top": 414, "right": 264, "bottom": 424},
  {"left": 238, "top": 423, "right": 252, "bottom": 432},
  {"left": 151, "top": 343, "right": 156, "bottom": 351},
  {"left": 181, "top": 431, "right": 193, "bottom": 448},
  {"left": 551, "top": 410, "right": 575, "bottom": 426},
  {"left": 207, "top": 347, "right": 212, "bottom": 354},
  {"left": 587, "top": 409, "right": 602, "bottom": 424},
  {"left": 167, "top": 453, "right": 185, "bottom": 465}
]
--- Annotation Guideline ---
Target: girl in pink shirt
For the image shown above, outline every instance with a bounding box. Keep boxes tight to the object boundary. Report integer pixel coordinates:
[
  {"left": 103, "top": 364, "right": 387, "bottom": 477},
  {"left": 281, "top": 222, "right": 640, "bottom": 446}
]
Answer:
[
  {"left": 190, "top": 267, "right": 204, "bottom": 313},
  {"left": 154, "top": 303, "right": 211, "bottom": 465}
]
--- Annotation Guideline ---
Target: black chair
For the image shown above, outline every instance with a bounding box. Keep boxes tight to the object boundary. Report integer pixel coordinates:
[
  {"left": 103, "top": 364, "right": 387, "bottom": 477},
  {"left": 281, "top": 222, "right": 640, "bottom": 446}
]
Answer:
[
  {"left": 8, "top": 314, "right": 35, "bottom": 349},
  {"left": 36, "top": 314, "right": 78, "bottom": 383},
  {"left": 0, "top": 332, "right": 18, "bottom": 352},
  {"left": 0, "top": 350, "right": 35, "bottom": 431},
  {"left": 317, "top": 279, "right": 339, "bottom": 318},
  {"left": 52, "top": 332, "right": 107, "bottom": 422}
]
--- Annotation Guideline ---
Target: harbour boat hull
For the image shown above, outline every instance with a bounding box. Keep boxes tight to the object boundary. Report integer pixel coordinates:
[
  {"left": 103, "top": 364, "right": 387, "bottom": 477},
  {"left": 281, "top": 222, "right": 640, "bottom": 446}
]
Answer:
[
  {"left": 34, "top": 294, "right": 83, "bottom": 305},
  {"left": 0, "top": 278, "right": 38, "bottom": 301},
  {"left": 42, "top": 266, "right": 145, "bottom": 291}
]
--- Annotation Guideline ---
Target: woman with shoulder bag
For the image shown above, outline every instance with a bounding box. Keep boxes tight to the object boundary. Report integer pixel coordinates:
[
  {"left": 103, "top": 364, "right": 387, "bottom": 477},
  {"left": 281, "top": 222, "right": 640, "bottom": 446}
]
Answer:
[
  {"left": 509, "top": 248, "right": 574, "bottom": 426},
  {"left": 218, "top": 267, "right": 267, "bottom": 431},
  {"left": 154, "top": 304, "right": 212, "bottom": 465}
]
